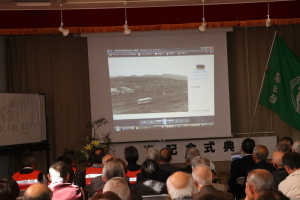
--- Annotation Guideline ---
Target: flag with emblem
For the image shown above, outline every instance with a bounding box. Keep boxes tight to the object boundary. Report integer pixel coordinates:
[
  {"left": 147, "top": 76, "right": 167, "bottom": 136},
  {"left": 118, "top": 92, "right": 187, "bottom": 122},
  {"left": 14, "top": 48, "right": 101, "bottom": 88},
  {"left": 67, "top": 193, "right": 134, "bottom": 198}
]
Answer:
[{"left": 259, "top": 35, "right": 300, "bottom": 131}]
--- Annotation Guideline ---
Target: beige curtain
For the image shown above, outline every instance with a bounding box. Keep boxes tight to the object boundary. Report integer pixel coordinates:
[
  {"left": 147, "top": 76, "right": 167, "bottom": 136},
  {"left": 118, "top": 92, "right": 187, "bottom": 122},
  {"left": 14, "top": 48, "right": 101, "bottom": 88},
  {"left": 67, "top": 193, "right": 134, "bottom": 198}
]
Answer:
[
  {"left": 6, "top": 34, "right": 91, "bottom": 170},
  {"left": 228, "top": 24, "right": 300, "bottom": 140}
]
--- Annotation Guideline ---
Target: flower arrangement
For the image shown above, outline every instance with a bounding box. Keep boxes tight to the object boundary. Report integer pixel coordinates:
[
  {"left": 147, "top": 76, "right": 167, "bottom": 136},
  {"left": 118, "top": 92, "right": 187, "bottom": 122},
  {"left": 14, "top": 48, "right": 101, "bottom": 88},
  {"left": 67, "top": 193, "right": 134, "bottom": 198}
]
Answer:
[{"left": 77, "top": 117, "right": 112, "bottom": 167}]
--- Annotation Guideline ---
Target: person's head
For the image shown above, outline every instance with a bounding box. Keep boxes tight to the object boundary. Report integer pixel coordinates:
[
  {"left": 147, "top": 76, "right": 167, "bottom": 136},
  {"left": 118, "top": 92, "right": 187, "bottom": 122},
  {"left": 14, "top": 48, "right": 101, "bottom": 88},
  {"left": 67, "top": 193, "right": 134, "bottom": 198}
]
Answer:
[
  {"left": 145, "top": 148, "right": 159, "bottom": 162},
  {"left": 282, "top": 152, "right": 300, "bottom": 174},
  {"left": 166, "top": 171, "right": 194, "bottom": 200},
  {"left": 253, "top": 145, "right": 269, "bottom": 162},
  {"left": 271, "top": 151, "right": 285, "bottom": 169},
  {"left": 257, "top": 190, "right": 289, "bottom": 200},
  {"left": 63, "top": 149, "right": 77, "bottom": 167},
  {"left": 93, "top": 147, "right": 105, "bottom": 164},
  {"left": 141, "top": 159, "right": 159, "bottom": 180},
  {"left": 185, "top": 147, "right": 200, "bottom": 164},
  {"left": 245, "top": 169, "right": 273, "bottom": 200},
  {"left": 159, "top": 148, "right": 172, "bottom": 163},
  {"left": 242, "top": 138, "right": 256, "bottom": 154},
  {"left": 274, "top": 142, "right": 290, "bottom": 153},
  {"left": 23, "top": 183, "right": 53, "bottom": 200},
  {"left": 56, "top": 155, "right": 72, "bottom": 166},
  {"left": 124, "top": 146, "right": 139, "bottom": 164},
  {"left": 292, "top": 140, "right": 300, "bottom": 152},
  {"left": 191, "top": 156, "right": 210, "bottom": 169},
  {"left": 103, "top": 177, "right": 130, "bottom": 200},
  {"left": 102, "top": 154, "right": 114, "bottom": 165},
  {"left": 280, "top": 137, "right": 293, "bottom": 150},
  {"left": 21, "top": 154, "right": 36, "bottom": 169},
  {"left": 91, "top": 191, "right": 122, "bottom": 200},
  {"left": 102, "top": 159, "right": 125, "bottom": 182},
  {"left": 0, "top": 178, "right": 20, "bottom": 200},
  {"left": 48, "top": 161, "right": 70, "bottom": 182},
  {"left": 192, "top": 165, "right": 212, "bottom": 190}
]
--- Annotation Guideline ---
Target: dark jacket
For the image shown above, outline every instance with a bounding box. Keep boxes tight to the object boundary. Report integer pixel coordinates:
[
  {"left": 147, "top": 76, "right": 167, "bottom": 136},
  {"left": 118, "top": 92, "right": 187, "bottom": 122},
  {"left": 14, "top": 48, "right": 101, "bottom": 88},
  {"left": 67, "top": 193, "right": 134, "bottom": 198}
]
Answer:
[
  {"left": 159, "top": 163, "right": 181, "bottom": 174},
  {"left": 193, "top": 185, "right": 234, "bottom": 200},
  {"left": 272, "top": 168, "right": 289, "bottom": 189}
]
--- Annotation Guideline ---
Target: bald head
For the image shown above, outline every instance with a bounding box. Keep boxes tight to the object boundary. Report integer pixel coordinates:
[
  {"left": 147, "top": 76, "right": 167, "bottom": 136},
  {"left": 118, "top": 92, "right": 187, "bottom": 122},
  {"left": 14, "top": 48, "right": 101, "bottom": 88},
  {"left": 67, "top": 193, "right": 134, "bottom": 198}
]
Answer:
[
  {"left": 166, "top": 171, "right": 194, "bottom": 199},
  {"left": 192, "top": 165, "right": 212, "bottom": 189},
  {"left": 102, "top": 154, "right": 114, "bottom": 165},
  {"left": 272, "top": 151, "right": 285, "bottom": 169},
  {"left": 23, "top": 183, "right": 52, "bottom": 200},
  {"left": 253, "top": 145, "right": 269, "bottom": 162}
]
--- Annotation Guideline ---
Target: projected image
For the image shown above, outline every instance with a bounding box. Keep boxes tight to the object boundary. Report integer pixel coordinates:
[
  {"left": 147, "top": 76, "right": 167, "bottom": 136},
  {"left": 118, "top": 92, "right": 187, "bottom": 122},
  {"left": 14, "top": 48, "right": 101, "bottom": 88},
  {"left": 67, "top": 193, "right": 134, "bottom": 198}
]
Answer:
[
  {"left": 110, "top": 74, "right": 188, "bottom": 115},
  {"left": 107, "top": 48, "right": 215, "bottom": 131}
]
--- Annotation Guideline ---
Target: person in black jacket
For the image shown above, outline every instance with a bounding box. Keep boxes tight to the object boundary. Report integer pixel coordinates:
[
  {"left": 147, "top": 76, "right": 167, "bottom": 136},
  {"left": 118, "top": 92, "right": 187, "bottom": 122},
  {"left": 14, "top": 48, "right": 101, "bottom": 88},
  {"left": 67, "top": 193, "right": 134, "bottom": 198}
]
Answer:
[
  {"left": 228, "top": 138, "right": 255, "bottom": 200},
  {"left": 271, "top": 151, "right": 288, "bottom": 189}
]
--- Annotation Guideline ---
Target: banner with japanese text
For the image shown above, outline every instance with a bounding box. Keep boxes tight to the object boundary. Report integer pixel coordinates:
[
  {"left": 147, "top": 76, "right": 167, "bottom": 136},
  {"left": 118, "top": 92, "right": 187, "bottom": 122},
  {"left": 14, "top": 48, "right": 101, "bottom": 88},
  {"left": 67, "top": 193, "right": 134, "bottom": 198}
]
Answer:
[{"left": 259, "top": 35, "right": 300, "bottom": 131}]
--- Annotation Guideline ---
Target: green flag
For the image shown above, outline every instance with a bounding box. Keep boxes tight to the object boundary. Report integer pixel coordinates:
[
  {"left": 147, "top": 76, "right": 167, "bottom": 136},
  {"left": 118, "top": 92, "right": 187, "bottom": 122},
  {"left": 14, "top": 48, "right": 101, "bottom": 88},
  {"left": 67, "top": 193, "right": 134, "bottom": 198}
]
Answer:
[{"left": 259, "top": 35, "right": 300, "bottom": 131}]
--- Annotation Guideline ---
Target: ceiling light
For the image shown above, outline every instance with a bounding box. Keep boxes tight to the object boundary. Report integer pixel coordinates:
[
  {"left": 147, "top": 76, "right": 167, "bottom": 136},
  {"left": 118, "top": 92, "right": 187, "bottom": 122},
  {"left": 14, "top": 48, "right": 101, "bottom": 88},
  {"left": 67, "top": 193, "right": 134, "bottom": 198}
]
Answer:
[
  {"left": 266, "top": 0, "right": 271, "bottom": 27},
  {"left": 58, "top": 4, "right": 69, "bottom": 36},
  {"left": 123, "top": 2, "right": 132, "bottom": 36},
  {"left": 199, "top": 0, "right": 206, "bottom": 33}
]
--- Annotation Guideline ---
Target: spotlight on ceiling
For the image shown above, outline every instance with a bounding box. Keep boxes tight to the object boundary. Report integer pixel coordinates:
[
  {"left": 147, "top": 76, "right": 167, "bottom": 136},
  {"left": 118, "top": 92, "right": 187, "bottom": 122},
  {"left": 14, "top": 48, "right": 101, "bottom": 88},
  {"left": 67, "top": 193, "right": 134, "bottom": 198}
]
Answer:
[
  {"left": 199, "top": 0, "right": 206, "bottom": 33},
  {"left": 58, "top": 4, "right": 69, "bottom": 36},
  {"left": 123, "top": 2, "right": 132, "bottom": 36}
]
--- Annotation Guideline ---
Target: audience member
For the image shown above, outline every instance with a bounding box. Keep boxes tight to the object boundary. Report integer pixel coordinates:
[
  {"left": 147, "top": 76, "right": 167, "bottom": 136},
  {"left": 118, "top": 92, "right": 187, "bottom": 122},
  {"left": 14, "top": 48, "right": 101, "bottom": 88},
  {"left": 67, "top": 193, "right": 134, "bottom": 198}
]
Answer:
[
  {"left": 292, "top": 140, "right": 300, "bottom": 152},
  {"left": 103, "top": 177, "right": 130, "bottom": 200},
  {"left": 279, "top": 137, "right": 293, "bottom": 151},
  {"left": 158, "top": 148, "right": 181, "bottom": 174},
  {"left": 63, "top": 149, "right": 78, "bottom": 171},
  {"left": 102, "top": 154, "right": 114, "bottom": 165},
  {"left": 271, "top": 151, "right": 288, "bottom": 189},
  {"left": 124, "top": 146, "right": 141, "bottom": 185},
  {"left": 181, "top": 147, "right": 201, "bottom": 174},
  {"left": 90, "top": 191, "right": 122, "bottom": 200},
  {"left": 257, "top": 190, "right": 289, "bottom": 200},
  {"left": 246, "top": 145, "right": 275, "bottom": 174},
  {"left": 166, "top": 171, "right": 194, "bottom": 200},
  {"left": 192, "top": 165, "right": 233, "bottom": 200},
  {"left": 84, "top": 148, "right": 105, "bottom": 186},
  {"left": 278, "top": 152, "right": 300, "bottom": 199},
  {"left": 23, "top": 183, "right": 53, "bottom": 200},
  {"left": 136, "top": 148, "right": 170, "bottom": 183},
  {"left": 274, "top": 142, "right": 290, "bottom": 153},
  {"left": 55, "top": 156, "right": 74, "bottom": 184},
  {"left": 134, "top": 159, "right": 167, "bottom": 195},
  {"left": 245, "top": 169, "right": 273, "bottom": 200},
  {"left": 192, "top": 156, "right": 227, "bottom": 192},
  {"left": 48, "top": 161, "right": 86, "bottom": 200},
  {"left": 12, "top": 153, "right": 47, "bottom": 191},
  {"left": 228, "top": 138, "right": 255, "bottom": 200},
  {"left": 0, "top": 177, "right": 20, "bottom": 200}
]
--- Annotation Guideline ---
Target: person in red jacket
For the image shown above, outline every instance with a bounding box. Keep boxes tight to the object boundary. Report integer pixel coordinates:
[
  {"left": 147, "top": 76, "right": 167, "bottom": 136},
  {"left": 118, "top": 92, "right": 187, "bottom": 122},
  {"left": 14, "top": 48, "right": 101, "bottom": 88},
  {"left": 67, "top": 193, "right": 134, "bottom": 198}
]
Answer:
[
  {"left": 12, "top": 153, "right": 47, "bottom": 191},
  {"left": 124, "top": 146, "right": 141, "bottom": 185}
]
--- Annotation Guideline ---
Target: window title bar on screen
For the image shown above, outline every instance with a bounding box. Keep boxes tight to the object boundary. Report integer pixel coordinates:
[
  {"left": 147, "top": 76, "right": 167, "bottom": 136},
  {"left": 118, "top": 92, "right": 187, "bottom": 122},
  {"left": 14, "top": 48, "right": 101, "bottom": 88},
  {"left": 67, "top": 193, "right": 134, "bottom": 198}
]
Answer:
[{"left": 107, "top": 47, "right": 214, "bottom": 57}]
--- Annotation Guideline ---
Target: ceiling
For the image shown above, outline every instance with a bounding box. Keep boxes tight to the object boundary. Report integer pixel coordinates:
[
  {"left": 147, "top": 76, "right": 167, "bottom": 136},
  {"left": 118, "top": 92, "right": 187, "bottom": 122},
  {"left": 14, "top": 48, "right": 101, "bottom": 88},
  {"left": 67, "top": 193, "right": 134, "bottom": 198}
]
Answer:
[{"left": 0, "top": 0, "right": 293, "bottom": 10}]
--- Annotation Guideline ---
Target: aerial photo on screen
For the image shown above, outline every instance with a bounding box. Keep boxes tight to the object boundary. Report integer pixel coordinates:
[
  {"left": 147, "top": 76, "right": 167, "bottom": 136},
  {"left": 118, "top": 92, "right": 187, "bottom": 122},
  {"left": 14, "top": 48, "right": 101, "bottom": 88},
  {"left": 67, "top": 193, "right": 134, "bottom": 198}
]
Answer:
[{"left": 110, "top": 74, "right": 188, "bottom": 115}]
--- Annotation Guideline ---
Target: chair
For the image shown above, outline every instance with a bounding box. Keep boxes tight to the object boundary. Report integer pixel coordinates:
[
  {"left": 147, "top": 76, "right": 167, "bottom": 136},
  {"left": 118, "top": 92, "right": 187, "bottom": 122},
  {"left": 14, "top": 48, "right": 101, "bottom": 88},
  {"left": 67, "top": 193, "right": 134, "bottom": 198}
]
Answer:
[{"left": 142, "top": 194, "right": 170, "bottom": 200}]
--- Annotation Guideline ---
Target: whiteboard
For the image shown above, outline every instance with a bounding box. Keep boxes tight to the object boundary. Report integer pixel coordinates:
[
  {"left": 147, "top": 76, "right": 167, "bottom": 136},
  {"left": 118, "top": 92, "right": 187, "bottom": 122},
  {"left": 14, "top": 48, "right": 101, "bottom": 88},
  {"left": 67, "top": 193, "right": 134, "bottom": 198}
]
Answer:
[{"left": 0, "top": 93, "right": 47, "bottom": 146}]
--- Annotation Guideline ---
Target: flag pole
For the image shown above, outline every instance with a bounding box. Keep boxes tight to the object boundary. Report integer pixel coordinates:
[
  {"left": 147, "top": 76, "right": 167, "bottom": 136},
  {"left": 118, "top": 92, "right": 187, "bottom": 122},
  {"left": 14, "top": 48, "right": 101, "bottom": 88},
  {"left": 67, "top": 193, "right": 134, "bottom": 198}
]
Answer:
[{"left": 247, "top": 30, "right": 277, "bottom": 138}]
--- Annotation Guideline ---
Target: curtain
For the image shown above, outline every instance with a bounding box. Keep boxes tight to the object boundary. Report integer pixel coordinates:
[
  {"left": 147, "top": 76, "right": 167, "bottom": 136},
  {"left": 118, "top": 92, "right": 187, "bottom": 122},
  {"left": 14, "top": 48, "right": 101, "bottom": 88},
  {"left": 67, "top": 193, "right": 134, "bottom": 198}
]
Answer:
[
  {"left": 228, "top": 24, "right": 300, "bottom": 140},
  {"left": 6, "top": 34, "right": 91, "bottom": 170}
]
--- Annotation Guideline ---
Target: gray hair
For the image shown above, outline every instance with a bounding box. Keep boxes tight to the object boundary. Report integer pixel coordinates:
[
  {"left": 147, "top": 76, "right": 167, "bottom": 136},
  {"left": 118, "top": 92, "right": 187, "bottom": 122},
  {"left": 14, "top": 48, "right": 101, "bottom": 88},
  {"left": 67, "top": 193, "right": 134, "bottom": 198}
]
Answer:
[
  {"left": 275, "top": 142, "right": 290, "bottom": 153},
  {"left": 292, "top": 140, "right": 300, "bottom": 152},
  {"left": 103, "top": 177, "right": 130, "bottom": 200},
  {"left": 246, "top": 169, "right": 273, "bottom": 194},
  {"left": 185, "top": 147, "right": 200, "bottom": 164},
  {"left": 192, "top": 165, "right": 212, "bottom": 186},
  {"left": 253, "top": 145, "right": 269, "bottom": 161},
  {"left": 191, "top": 156, "right": 210, "bottom": 169},
  {"left": 166, "top": 173, "right": 194, "bottom": 199},
  {"left": 102, "top": 160, "right": 125, "bottom": 181},
  {"left": 145, "top": 148, "right": 159, "bottom": 162}
]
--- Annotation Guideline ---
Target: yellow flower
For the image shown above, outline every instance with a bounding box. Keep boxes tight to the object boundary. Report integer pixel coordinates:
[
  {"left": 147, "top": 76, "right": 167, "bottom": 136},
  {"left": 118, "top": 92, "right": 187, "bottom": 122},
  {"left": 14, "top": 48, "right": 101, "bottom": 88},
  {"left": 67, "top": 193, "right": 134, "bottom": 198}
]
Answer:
[
  {"left": 91, "top": 140, "right": 100, "bottom": 147},
  {"left": 84, "top": 144, "right": 93, "bottom": 150}
]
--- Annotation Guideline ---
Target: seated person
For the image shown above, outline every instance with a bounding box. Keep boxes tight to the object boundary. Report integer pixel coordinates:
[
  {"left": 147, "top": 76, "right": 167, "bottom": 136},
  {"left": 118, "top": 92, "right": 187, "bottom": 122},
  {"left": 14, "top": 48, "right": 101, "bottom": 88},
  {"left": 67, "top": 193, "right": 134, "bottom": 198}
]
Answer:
[
  {"left": 124, "top": 146, "right": 141, "bottom": 185},
  {"left": 12, "top": 153, "right": 47, "bottom": 191},
  {"left": 0, "top": 177, "right": 20, "bottom": 200},
  {"left": 134, "top": 159, "right": 167, "bottom": 196},
  {"left": 103, "top": 177, "right": 130, "bottom": 200},
  {"left": 90, "top": 191, "right": 122, "bottom": 200},
  {"left": 48, "top": 161, "right": 87, "bottom": 200},
  {"left": 84, "top": 148, "right": 105, "bottom": 187},
  {"left": 23, "top": 183, "right": 53, "bottom": 200}
]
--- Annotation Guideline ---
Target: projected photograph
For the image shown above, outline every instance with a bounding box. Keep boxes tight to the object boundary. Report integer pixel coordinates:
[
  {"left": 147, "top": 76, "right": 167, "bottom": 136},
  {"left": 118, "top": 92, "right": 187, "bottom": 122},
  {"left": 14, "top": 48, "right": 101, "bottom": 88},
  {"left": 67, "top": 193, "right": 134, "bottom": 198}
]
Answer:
[{"left": 110, "top": 74, "right": 188, "bottom": 115}]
